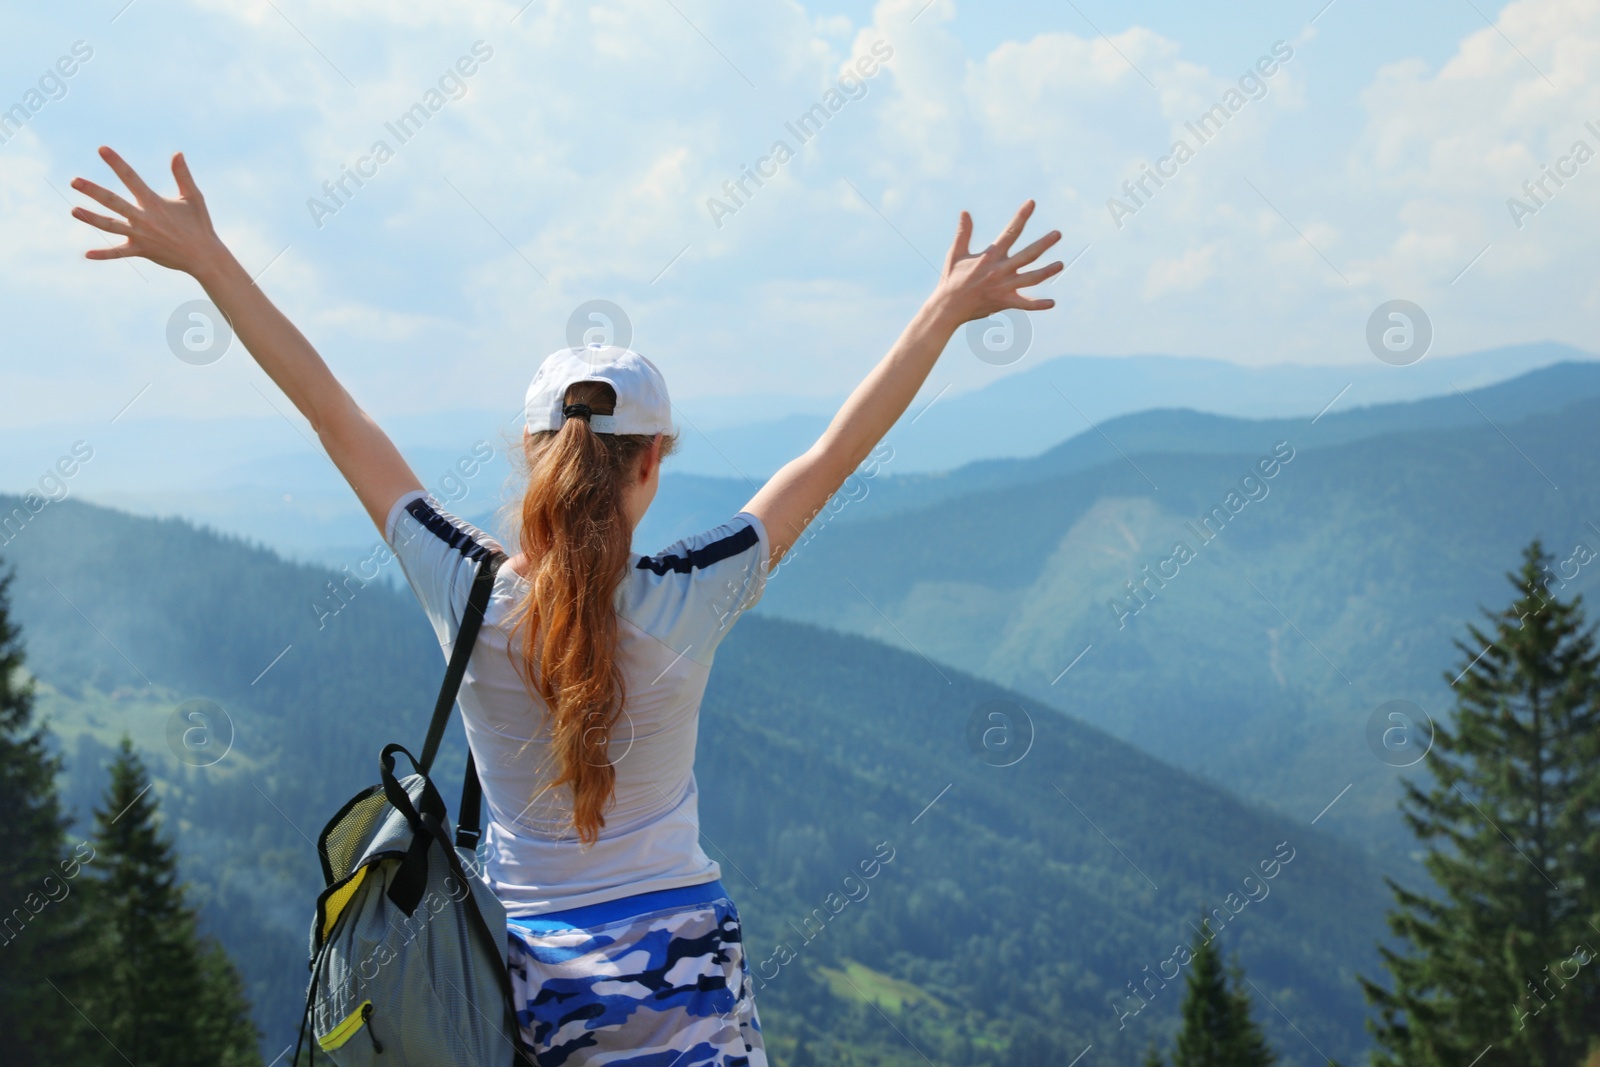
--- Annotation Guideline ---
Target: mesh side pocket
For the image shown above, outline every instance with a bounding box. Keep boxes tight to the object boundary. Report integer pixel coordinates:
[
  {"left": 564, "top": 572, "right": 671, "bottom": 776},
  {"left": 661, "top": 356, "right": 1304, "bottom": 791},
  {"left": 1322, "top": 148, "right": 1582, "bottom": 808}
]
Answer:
[{"left": 321, "top": 790, "right": 391, "bottom": 882}]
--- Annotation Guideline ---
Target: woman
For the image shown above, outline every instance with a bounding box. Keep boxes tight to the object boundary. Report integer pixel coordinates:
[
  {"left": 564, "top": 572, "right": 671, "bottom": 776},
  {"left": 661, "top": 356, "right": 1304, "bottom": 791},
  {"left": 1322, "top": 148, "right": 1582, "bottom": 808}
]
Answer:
[{"left": 70, "top": 146, "right": 1061, "bottom": 1064}]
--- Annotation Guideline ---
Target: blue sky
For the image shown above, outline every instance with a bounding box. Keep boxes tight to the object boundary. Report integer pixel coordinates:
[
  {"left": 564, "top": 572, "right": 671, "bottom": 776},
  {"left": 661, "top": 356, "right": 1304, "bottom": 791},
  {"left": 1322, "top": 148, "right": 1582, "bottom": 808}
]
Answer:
[{"left": 3, "top": 0, "right": 1597, "bottom": 442}]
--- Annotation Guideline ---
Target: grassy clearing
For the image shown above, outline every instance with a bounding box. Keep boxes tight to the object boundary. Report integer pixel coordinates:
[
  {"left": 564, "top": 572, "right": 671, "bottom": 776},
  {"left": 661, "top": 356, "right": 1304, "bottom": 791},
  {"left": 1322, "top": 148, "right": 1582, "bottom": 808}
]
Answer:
[{"left": 817, "top": 959, "right": 948, "bottom": 1015}]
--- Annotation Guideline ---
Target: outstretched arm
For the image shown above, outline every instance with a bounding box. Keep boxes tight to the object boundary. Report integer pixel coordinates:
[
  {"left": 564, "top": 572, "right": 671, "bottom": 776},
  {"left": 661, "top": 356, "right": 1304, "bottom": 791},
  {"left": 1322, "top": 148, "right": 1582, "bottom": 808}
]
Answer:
[
  {"left": 70, "top": 147, "right": 423, "bottom": 533},
  {"left": 743, "top": 201, "right": 1062, "bottom": 566}
]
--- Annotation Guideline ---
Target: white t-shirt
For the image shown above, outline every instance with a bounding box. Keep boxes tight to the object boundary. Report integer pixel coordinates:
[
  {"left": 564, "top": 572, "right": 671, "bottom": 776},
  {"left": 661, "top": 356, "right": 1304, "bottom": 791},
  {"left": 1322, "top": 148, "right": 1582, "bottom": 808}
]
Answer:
[{"left": 383, "top": 489, "right": 770, "bottom": 917}]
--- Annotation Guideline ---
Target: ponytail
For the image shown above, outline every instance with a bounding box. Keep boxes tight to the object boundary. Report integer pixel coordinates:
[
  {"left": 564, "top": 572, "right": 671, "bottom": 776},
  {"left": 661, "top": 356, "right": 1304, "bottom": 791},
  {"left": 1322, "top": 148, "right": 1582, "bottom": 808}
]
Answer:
[{"left": 505, "top": 380, "right": 673, "bottom": 845}]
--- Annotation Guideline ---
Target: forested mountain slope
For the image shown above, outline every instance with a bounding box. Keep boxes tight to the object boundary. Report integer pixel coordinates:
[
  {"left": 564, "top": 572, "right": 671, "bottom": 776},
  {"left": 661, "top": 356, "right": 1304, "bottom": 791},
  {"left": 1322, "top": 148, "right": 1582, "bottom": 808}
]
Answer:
[
  {"left": 750, "top": 389, "right": 1600, "bottom": 862},
  {"left": 3, "top": 496, "right": 1393, "bottom": 1065}
]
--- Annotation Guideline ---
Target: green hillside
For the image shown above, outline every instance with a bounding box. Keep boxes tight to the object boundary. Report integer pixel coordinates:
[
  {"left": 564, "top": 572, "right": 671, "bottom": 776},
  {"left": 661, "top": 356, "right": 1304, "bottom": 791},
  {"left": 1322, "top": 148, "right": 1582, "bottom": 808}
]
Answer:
[
  {"left": 1, "top": 495, "right": 1394, "bottom": 1065},
  {"left": 752, "top": 388, "right": 1600, "bottom": 863}
]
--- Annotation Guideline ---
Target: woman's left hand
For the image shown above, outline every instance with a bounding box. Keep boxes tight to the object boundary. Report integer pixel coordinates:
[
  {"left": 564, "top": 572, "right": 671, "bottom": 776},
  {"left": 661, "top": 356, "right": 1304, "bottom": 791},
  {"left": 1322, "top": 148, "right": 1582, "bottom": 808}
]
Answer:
[{"left": 70, "top": 146, "right": 226, "bottom": 278}]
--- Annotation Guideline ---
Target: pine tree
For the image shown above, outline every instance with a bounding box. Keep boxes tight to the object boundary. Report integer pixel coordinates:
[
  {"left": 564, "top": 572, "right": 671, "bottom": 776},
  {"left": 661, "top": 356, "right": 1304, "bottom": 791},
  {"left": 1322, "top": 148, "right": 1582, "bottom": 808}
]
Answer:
[
  {"left": 1167, "top": 918, "right": 1276, "bottom": 1067},
  {"left": 1360, "top": 542, "right": 1600, "bottom": 1065},
  {"left": 196, "top": 938, "right": 263, "bottom": 1067},
  {"left": 88, "top": 737, "right": 261, "bottom": 1067},
  {"left": 1220, "top": 957, "right": 1277, "bottom": 1067},
  {"left": 0, "top": 564, "right": 98, "bottom": 1062},
  {"left": 1141, "top": 912, "right": 1277, "bottom": 1067}
]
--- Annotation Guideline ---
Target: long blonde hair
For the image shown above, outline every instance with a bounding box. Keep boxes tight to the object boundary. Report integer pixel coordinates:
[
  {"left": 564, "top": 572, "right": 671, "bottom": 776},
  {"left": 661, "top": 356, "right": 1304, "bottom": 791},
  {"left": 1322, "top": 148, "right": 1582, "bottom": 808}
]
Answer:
[{"left": 505, "top": 380, "right": 675, "bottom": 844}]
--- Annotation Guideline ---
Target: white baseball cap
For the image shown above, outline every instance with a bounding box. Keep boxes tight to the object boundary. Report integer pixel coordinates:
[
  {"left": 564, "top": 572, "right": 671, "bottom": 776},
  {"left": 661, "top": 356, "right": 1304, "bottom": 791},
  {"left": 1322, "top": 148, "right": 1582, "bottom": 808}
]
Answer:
[{"left": 524, "top": 345, "right": 674, "bottom": 435}]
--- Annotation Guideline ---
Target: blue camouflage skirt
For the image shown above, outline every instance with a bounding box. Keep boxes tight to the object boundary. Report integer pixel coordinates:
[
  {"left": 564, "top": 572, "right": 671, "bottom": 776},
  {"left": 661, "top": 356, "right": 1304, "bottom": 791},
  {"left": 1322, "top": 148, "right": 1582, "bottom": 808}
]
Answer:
[{"left": 506, "top": 879, "right": 766, "bottom": 1066}]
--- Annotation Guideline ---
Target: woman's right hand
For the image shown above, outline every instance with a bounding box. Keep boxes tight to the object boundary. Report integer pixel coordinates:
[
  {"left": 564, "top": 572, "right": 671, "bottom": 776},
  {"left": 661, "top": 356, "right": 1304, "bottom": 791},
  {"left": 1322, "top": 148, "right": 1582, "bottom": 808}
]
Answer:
[
  {"left": 744, "top": 200, "right": 1064, "bottom": 567},
  {"left": 70, "top": 146, "right": 228, "bottom": 279}
]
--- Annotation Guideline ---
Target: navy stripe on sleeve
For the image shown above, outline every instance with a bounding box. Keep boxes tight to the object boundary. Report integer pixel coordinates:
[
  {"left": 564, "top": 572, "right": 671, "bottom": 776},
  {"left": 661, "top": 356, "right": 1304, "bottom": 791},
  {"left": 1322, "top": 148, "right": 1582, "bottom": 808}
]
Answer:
[
  {"left": 636, "top": 523, "right": 758, "bottom": 576},
  {"left": 404, "top": 497, "right": 495, "bottom": 562}
]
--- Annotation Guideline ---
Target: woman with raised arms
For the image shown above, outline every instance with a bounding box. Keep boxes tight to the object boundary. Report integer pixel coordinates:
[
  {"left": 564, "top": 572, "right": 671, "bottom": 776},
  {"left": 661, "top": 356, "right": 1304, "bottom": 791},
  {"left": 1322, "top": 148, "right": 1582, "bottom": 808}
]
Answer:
[{"left": 70, "top": 146, "right": 1061, "bottom": 1064}]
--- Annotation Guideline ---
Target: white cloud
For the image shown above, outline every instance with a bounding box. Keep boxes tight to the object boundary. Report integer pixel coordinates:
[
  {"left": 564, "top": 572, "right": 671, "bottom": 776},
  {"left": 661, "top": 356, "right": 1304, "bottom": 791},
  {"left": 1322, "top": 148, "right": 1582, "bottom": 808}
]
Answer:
[
  {"left": 1143, "top": 243, "right": 1217, "bottom": 300},
  {"left": 5, "top": 0, "right": 1600, "bottom": 435},
  {"left": 1352, "top": 0, "right": 1600, "bottom": 263}
]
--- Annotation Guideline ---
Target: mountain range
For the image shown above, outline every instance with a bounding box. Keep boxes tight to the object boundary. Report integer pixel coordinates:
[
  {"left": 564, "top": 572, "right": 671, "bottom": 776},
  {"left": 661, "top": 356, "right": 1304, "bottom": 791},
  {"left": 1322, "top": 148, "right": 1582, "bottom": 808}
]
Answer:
[
  {"left": 3, "top": 341, "right": 1591, "bottom": 570},
  {"left": 725, "top": 361, "right": 1600, "bottom": 867},
  {"left": 2, "top": 492, "right": 1397, "bottom": 1066},
  {"left": 5, "top": 345, "right": 1594, "bottom": 1063}
]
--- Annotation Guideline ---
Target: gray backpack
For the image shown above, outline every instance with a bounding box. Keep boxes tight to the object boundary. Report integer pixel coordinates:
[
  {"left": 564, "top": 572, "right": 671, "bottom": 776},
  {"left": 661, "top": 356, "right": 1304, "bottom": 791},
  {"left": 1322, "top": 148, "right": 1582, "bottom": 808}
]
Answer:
[{"left": 295, "top": 553, "right": 531, "bottom": 1065}]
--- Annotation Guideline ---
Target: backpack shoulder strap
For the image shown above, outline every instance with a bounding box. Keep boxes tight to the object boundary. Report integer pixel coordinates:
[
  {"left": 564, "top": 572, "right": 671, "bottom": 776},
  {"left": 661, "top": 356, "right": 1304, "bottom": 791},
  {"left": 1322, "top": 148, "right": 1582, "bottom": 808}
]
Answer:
[
  {"left": 455, "top": 751, "right": 486, "bottom": 851},
  {"left": 418, "top": 550, "right": 506, "bottom": 774}
]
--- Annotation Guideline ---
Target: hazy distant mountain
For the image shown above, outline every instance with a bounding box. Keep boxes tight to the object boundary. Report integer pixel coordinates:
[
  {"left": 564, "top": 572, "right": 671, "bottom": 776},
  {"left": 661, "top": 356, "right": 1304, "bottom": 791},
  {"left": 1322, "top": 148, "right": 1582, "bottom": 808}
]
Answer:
[
  {"left": 632, "top": 359, "right": 1600, "bottom": 552},
  {"left": 668, "top": 340, "right": 1594, "bottom": 478},
  {"left": 4, "top": 342, "right": 1590, "bottom": 569},
  {"left": 1, "top": 496, "right": 1392, "bottom": 1066}
]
